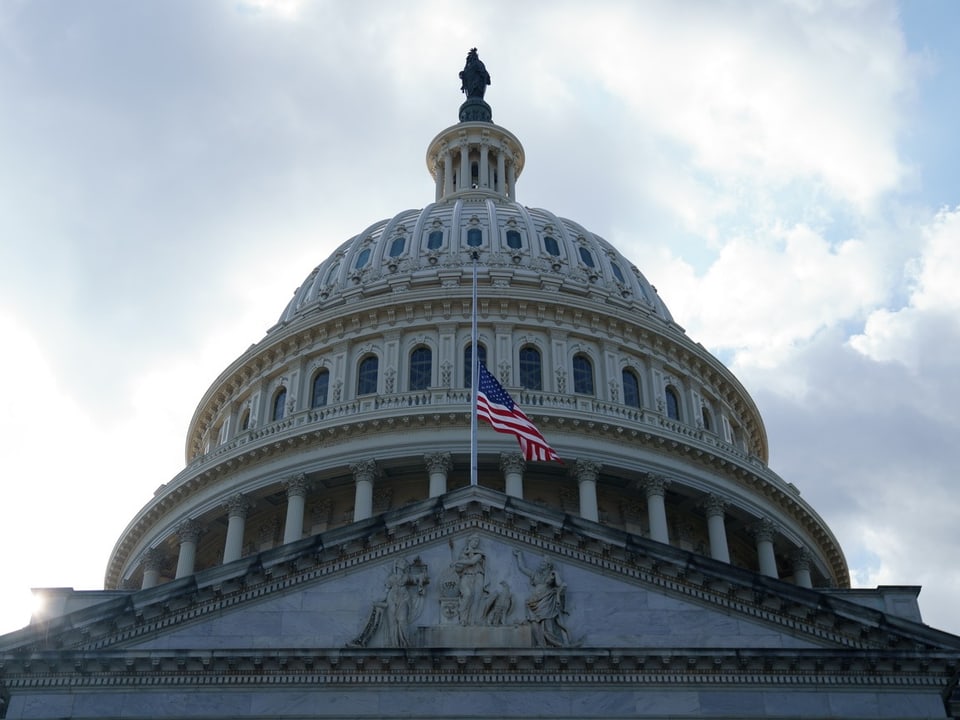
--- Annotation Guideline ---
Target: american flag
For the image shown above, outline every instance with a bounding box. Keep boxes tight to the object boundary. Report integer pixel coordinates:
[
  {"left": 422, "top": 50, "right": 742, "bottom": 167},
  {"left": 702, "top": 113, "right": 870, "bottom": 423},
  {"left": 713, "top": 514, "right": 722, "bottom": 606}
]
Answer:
[{"left": 476, "top": 363, "right": 561, "bottom": 463}]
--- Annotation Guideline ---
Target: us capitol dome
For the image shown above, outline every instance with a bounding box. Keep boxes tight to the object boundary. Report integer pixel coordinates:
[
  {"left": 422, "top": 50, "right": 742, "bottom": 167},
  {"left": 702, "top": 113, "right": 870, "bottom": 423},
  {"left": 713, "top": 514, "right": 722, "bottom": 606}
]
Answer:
[
  {"left": 106, "top": 51, "right": 843, "bottom": 594},
  {"left": 6, "top": 49, "right": 960, "bottom": 720}
]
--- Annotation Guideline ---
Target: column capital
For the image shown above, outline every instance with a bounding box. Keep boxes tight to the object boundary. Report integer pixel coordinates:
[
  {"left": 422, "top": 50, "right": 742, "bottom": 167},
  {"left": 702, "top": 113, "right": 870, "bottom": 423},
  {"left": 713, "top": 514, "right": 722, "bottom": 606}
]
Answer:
[
  {"left": 140, "top": 547, "right": 166, "bottom": 572},
  {"left": 750, "top": 517, "right": 778, "bottom": 543},
  {"left": 283, "top": 473, "right": 308, "bottom": 498},
  {"left": 176, "top": 519, "right": 203, "bottom": 545},
  {"left": 424, "top": 452, "right": 453, "bottom": 475},
  {"left": 574, "top": 458, "right": 602, "bottom": 482},
  {"left": 224, "top": 493, "right": 252, "bottom": 519},
  {"left": 499, "top": 451, "right": 526, "bottom": 475},
  {"left": 793, "top": 546, "right": 812, "bottom": 571},
  {"left": 703, "top": 494, "right": 728, "bottom": 518},
  {"left": 641, "top": 473, "right": 670, "bottom": 498},
  {"left": 350, "top": 458, "right": 379, "bottom": 483}
]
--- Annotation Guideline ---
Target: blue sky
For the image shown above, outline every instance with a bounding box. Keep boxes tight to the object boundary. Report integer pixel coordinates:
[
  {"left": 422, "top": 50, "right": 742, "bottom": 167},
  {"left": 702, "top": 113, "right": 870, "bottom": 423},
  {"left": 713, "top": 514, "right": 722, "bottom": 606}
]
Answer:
[{"left": 1, "top": 0, "right": 959, "bottom": 636}]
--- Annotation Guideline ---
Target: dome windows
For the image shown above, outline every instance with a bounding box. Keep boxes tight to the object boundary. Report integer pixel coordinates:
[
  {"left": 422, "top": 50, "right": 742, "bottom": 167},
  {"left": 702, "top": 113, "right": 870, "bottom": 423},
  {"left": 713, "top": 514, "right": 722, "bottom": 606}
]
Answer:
[
  {"left": 427, "top": 230, "right": 444, "bottom": 250},
  {"left": 519, "top": 345, "right": 542, "bottom": 390},
  {"left": 467, "top": 228, "right": 483, "bottom": 247},
  {"left": 388, "top": 236, "right": 406, "bottom": 258},
  {"left": 578, "top": 246, "right": 596, "bottom": 268},
  {"left": 357, "top": 355, "right": 379, "bottom": 395},
  {"left": 573, "top": 354, "right": 594, "bottom": 395},
  {"left": 311, "top": 369, "right": 329, "bottom": 409},
  {"left": 409, "top": 346, "right": 432, "bottom": 391},
  {"left": 354, "top": 248, "right": 372, "bottom": 270},
  {"left": 622, "top": 368, "right": 641, "bottom": 409},
  {"left": 272, "top": 388, "right": 287, "bottom": 422},
  {"left": 701, "top": 405, "right": 713, "bottom": 431},
  {"left": 543, "top": 235, "right": 560, "bottom": 257},
  {"left": 611, "top": 261, "right": 626, "bottom": 284},
  {"left": 464, "top": 343, "right": 487, "bottom": 387},
  {"left": 506, "top": 229, "right": 522, "bottom": 250},
  {"left": 665, "top": 385, "right": 681, "bottom": 421}
]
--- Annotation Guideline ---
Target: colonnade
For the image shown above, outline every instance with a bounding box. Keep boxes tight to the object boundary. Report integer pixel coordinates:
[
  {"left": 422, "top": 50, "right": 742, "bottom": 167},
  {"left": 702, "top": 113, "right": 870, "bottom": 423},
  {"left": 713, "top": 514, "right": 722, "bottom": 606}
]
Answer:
[{"left": 140, "top": 457, "right": 814, "bottom": 591}]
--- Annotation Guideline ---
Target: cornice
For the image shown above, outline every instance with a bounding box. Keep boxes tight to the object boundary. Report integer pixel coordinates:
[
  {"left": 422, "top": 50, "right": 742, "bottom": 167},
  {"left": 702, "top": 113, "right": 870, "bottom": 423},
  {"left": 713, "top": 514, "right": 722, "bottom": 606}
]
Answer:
[{"left": 2, "top": 647, "right": 957, "bottom": 691}]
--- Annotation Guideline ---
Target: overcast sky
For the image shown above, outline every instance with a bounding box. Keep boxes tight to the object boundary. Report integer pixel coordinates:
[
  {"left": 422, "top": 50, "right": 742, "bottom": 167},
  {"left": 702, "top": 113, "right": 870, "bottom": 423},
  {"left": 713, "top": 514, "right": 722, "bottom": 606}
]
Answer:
[{"left": 1, "top": 0, "right": 958, "bottom": 637}]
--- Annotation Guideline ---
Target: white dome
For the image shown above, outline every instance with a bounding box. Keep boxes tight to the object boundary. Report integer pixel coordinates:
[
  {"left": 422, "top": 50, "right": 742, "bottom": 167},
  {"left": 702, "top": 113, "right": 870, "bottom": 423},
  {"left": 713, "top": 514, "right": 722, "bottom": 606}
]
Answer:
[{"left": 105, "top": 73, "right": 847, "bottom": 596}]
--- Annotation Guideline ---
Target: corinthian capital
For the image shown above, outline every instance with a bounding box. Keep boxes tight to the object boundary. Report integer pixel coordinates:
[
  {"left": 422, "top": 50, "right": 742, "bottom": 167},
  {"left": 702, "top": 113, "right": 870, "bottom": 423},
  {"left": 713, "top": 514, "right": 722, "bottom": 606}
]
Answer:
[
  {"left": 350, "top": 459, "right": 379, "bottom": 483},
  {"left": 499, "top": 451, "right": 526, "bottom": 475},
  {"left": 574, "top": 458, "right": 602, "bottom": 482},
  {"left": 641, "top": 473, "right": 670, "bottom": 498},
  {"left": 176, "top": 519, "right": 203, "bottom": 545},
  {"left": 224, "top": 493, "right": 252, "bottom": 519},
  {"left": 283, "top": 473, "right": 308, "bottom": 498},
  {"left": 424, "top": 452, "right": 452, "bottom": 475}
]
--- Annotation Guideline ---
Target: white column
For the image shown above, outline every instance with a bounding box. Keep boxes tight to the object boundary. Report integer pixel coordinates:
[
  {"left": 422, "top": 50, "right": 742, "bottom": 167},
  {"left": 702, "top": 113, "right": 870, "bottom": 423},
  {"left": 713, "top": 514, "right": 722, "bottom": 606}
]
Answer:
[
  {"left": 433, "top": 158, "right": 443, "bottom": 201},
  {"left": 507, "top": 158, "right": 517, "bottom": 200},
  {"left": 175, "top": 520, "right": 202, "bottom": 579},
  {"left": 425, "top": 452, "right": 452, "bottom": 498},
  {"left": 575, "top": 459, "right": 601, "bottom": 522},
  {"left": 458, "top": 142, "right": 469, "bottom": 192},
  {"left": 479, "top": 142, "right": 490, "bottom": 188},
  {"left": 443, "top": 151, "right": 453, "bottom": 197},
  {"left": 222, "top": 494, "right": 251, "bottom": 564},
  {"left": 643, "top": 475, "right": 670, "bottom": 544},
  {"left": 140, "top": 548, "right": 164, "bottom": 590},
  {"left": 753, "top": 518, "right": 779, "bottom": 579},
  {"left": 500, "top": 452, "right": 526, "bottom": 499},
  {"left": 282, "top": 474, "right": 308, "bottom": 545},
  {"left": 793, "top": 547, "right": 813, "bottom": 588},
  {"left": 704, "top": 495, "right": 730, "bottom": 563},
  {"left": 496, "top": 150, "right": 506, "bottom": 195},
  {"left": 351, "top": 459, "right": 378, "bottom": 521}
]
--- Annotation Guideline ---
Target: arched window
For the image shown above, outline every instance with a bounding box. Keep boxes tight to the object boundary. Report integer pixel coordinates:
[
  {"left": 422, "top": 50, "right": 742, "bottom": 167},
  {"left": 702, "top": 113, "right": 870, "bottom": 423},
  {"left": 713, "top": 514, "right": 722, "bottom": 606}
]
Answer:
[
  {"left": 506, "top": 230, "right": 522, "bottom": 250},
  {"left": 665, "top": 385, "right": 681, "bottom": 420},
  {"left": 240, "top": 408, "right": 250, "bottom": 431},
  {"left": 701, "top": 405, "right": 712, "bottom": 431},
  {"left": 467, "top": 228, "right": 482, "bottom": 247},
  {"left": 622, "top": 369, "right": 641, "bottom": 408},
  {"left": 388, "top": 236, "right": 405, "bottom": 258},
  {"left": 543, "top": 236, "right": 560, "bottom": 256},
  {"left": 463, "top": 343, "right": 487, "bottom": 388},
  {"left": 573, "top": 354, "right": 594, "bottom": 395},
  {"left": 311, "top": 369, "right": 329, "bottom": 408},
  {"left": 409, "top": 346, "right": 432, "bottom": 391},
  {"left": 272, "top": 388, "right": 287, "bottom": 421},
  {"left": 427, "top": 230, "right": 443, "bottom": 249},
  {"left": 519, "top": 345, "right": 542, "bottom": 390},
  {"left": 357, "top": 356, "right": 379, "bottom": 395}
]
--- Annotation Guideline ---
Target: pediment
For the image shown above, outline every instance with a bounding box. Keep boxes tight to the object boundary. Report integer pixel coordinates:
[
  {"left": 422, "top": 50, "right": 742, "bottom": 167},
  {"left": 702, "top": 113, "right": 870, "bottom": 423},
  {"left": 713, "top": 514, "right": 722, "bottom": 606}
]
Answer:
[{"left": 9, "top": 488, "right": 960, "bottom": 657}]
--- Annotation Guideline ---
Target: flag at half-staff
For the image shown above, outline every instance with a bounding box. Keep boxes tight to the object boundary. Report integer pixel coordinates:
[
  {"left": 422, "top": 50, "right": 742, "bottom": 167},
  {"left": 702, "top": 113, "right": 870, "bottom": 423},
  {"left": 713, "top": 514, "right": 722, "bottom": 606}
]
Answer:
[{"left": 476, "top": 363, "right": 562, "bottom": 463}]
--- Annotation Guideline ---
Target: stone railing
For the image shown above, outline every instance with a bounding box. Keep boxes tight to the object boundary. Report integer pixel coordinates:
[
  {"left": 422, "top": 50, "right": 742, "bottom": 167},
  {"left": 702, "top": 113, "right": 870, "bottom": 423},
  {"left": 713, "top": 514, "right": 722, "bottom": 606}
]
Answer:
[{"left": 184, "top": 389, "right": 765, "bottom": 484}]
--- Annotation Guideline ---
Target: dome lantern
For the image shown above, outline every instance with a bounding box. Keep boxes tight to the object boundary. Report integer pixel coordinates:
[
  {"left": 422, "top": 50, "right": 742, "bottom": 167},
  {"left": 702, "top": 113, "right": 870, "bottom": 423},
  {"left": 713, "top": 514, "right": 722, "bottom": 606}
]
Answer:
[{"left": 427, "top": 49, "right": 524, "bottom": 201}]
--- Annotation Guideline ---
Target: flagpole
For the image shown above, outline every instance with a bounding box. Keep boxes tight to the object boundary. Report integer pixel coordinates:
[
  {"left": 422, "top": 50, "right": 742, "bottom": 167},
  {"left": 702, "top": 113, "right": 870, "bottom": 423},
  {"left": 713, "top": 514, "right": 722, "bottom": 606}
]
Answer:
[{"left": 470, "top": 251, "right": 479, "bottom": 487}]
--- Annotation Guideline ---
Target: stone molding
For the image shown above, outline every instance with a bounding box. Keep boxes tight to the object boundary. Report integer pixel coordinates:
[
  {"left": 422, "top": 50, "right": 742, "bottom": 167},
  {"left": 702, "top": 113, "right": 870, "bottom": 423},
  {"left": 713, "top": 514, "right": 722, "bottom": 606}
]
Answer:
[
  {"left": 176, "top": 520, "right": 203, "bottom": 545},
  {"left": 2, "top": 647, "right": 957, "bottom": 691},
  {"left": 282, "top": 473, "right": 308, "bottom": 498}
]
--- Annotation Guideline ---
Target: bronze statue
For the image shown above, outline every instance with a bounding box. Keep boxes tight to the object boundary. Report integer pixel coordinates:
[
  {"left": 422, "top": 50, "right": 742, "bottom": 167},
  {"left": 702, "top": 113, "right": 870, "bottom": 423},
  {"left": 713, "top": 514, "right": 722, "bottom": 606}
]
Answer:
[{"left": 459, "top": 48, "right": 490, "bottom": 99}]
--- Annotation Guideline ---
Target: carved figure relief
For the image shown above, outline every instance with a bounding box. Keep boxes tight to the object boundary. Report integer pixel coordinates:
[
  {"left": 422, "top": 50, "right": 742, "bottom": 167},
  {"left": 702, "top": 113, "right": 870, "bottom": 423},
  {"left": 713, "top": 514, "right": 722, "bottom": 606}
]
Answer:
[
  {"left": 513, "top": 550, "right": 571, "bottom": 647},
  {"left": 349, "top": 557, "right": 429, "bottom": 648}
]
